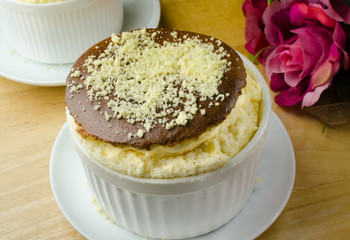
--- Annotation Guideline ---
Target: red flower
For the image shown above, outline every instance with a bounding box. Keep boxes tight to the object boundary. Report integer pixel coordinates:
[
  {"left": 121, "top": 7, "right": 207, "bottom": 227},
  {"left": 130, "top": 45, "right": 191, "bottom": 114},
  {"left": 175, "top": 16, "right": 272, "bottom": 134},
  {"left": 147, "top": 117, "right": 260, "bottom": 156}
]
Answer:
[{"left": 242, "top": 0, "right": 269, "bottom": 63}]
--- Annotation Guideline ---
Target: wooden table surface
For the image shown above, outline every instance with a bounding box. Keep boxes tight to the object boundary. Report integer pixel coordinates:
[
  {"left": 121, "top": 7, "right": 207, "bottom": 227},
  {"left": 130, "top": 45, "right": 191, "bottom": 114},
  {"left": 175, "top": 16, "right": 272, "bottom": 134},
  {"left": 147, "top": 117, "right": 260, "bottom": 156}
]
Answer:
[{"left": 1, "top": 0, "right": 350, "bottom": 239}]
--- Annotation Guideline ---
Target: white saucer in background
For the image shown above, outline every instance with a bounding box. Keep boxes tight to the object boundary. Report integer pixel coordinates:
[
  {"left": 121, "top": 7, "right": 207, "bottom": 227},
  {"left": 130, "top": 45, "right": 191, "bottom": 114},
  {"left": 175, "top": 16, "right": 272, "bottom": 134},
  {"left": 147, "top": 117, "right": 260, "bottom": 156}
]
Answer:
[
  {"left": 50, "top": 112, "right": 295, "bottom": 240},
  {"left": 0, "top": 0, "right": 160, "bottom": 87}
]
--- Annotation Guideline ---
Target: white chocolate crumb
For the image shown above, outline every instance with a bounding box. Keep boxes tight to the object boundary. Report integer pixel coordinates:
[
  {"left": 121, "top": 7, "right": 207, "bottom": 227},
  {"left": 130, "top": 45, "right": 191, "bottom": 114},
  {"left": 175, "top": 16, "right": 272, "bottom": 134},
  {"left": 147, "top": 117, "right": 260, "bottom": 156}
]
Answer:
[
  {"left": 137, "top": 129, "right": 145, "bottom": 138},
  {"left": 104, "top": 111, "right": 111, "bottom": 121},
  {"left": 71, "top": 70, "right": 81, "bottom": 77},
  {"left": 255, "top": 176, "right": 264, "bottom": 184}
]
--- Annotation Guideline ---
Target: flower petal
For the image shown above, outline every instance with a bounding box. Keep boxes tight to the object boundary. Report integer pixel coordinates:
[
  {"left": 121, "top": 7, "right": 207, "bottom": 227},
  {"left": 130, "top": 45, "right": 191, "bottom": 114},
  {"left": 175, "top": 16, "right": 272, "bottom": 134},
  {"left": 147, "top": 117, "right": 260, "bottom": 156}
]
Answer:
[
  {"left": 243, "top": 0, "right": 269, "bottom": 56},
  {"left": 310, "top": 60, "right": 333, "bottom": 88},
  {"left": 292, "top": 27, "right": 333, "bottom": 79},
  {"left": 262, "top": 0, "right": 296, "bottom": 45},
  {"left": 270, "top": 73, "right": 289, "bottom": 92},
  {"left": 310, "top": 0, "right": 350, "bottom": 24},
  {"left": 290, "top": 3, "right": 336, "bottom": 28},
  {"left": 265, "top": 47, "right": 284, "bottom": 79},
  {"left": 309, "top": 43, "right": 341, "bottom": 90},
  {"left": 280, "top": 45, "right": 304, "bottom": 73},
  {"left": 332, "top": 22, "right": 349, "bottom": 69},
  {"left": 302, "top": 81, "right": 331, "bottom": 107},
  {"left": 274, "top": 79, "right": 308, "bottom": 107},
  {"left": 285, "top": 71, "right": 302, "bottom": 87}
]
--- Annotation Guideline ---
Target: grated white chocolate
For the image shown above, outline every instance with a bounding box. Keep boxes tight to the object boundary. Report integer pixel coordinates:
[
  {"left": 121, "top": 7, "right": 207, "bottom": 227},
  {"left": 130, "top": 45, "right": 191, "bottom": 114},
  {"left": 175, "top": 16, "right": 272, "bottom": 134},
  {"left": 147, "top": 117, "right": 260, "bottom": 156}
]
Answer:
[{"left": 70, "top": 29, "right": 231, "bottom": 136}]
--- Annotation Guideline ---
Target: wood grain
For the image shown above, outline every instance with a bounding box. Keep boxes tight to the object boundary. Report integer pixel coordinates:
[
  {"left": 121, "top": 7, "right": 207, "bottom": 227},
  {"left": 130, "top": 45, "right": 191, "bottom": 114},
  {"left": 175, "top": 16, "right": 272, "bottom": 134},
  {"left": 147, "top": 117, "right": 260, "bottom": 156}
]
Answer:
[{"left": 0, "top": 0, "right": 349, "bottom": 239}]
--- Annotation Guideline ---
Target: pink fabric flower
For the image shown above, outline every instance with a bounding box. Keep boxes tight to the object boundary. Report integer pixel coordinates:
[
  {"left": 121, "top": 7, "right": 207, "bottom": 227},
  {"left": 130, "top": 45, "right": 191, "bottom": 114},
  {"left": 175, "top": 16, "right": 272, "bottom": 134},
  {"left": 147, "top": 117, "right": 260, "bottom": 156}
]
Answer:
[
  {"left": 261, "top": 0, "right": 350, "bottom": 107},
  {"left": 266, "top": 23, "right": 347, "bottom": 107}
]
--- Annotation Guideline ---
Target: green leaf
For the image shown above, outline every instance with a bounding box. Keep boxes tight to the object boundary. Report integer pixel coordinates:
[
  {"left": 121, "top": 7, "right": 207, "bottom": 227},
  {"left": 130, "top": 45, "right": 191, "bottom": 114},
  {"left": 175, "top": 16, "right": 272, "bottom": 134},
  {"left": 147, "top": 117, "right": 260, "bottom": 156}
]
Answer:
[
  {"left": 268, "top": 0, "right": 278, "bottom": 5},
  {"left": 248, "top": 53, "right": 254, "bottom": 61}
]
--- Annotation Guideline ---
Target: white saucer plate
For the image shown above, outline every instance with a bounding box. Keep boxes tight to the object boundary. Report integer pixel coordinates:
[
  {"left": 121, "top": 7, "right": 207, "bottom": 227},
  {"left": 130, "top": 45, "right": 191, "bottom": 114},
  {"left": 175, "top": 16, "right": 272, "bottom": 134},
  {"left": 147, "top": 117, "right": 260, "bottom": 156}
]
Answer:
[
  {"left": 0, "top": 0, "right": 160, "bottom": 87},
  {"left": 50, "top": 112, "right": 295, "bottom": 240}
]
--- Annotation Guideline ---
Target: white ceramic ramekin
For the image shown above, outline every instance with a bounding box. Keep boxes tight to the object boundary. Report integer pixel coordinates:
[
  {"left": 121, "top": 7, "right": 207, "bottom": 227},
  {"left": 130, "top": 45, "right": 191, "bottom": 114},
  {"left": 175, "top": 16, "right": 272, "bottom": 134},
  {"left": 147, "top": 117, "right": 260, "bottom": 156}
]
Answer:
[
  {"left": 0, "top": 0, "right": 123, "bottom": 64},
  {"left": 68, "top": 54, "right": 272, "bottom": 239}
]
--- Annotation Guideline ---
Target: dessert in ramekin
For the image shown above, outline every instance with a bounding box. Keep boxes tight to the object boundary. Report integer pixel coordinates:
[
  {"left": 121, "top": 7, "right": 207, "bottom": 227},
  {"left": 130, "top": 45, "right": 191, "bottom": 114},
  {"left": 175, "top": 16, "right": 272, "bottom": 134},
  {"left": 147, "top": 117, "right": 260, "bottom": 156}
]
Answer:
[
  {"left": 65, "top": 28, "right": 271, "bottom": 239},
  {"left": 0, "top": 0, "right": 123, "bottom": 63}
]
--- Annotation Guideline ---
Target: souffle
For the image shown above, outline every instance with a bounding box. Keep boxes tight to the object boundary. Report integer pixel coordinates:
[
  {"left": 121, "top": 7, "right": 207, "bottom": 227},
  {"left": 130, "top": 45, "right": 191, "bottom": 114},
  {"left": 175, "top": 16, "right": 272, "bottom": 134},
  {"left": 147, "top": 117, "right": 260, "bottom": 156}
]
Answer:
[{"left": 65, "top": 28, "right": 262, "bottom": 179}]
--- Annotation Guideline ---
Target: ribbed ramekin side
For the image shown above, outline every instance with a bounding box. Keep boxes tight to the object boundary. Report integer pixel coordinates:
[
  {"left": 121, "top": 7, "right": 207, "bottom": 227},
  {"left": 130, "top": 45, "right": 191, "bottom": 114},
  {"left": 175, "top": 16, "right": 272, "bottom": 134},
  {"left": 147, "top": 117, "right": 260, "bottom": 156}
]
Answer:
[{"left": 79, "top": 147, "right": 261, "bottom": 239}]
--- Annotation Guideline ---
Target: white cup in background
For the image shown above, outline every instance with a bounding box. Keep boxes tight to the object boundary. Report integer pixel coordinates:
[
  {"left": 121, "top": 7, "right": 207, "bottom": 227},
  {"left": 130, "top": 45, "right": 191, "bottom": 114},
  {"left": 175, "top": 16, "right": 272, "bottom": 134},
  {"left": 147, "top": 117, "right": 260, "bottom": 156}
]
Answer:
[{"left": 0, "top": 0, "right": 123, "bottom": 64}]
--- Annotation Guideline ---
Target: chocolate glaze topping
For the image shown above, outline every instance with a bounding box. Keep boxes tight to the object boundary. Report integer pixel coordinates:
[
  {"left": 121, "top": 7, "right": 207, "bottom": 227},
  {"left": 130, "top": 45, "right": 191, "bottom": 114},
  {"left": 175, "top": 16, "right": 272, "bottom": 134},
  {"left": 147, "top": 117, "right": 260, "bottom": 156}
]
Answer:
[{"left": 65, "top": 28, "right": 246, "bottom": 149}]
